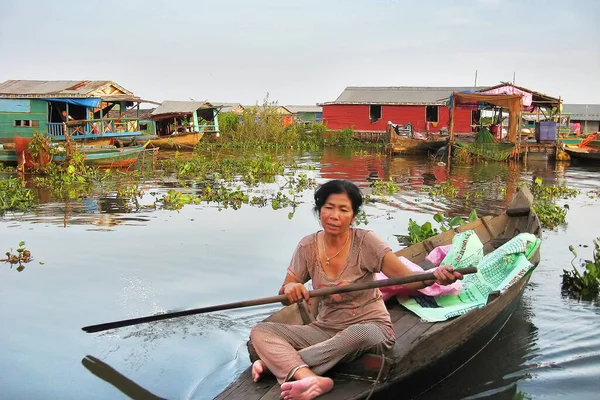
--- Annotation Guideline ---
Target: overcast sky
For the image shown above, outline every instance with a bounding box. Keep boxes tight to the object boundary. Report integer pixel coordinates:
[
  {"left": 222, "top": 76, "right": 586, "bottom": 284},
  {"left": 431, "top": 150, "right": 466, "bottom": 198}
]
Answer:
[{"left": 1, "top": 0, "right": 598, "bottom": 105}]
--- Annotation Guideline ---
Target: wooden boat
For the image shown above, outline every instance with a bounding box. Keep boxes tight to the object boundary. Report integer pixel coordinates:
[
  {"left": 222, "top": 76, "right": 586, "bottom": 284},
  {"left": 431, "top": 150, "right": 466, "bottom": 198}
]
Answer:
[
  {"left": 0, "top": 142, "right": 17, "bottom": 164},
  {"left": 216, "top": 186, "right": 541, "bottom": 399},
  {"left": 148, "top": 132, "right": 204, "bottom": 150},
  {"left": 13, "top": 136, "right": 150, "bottom": 169},
  {"left": 53, "top": 141, "right": 151, "bottom": 168},
  {"left": 563, "top": 146, "right": 600, "bottom": 162},
  {"left": 386, "top": 123, "right": 447, "bottom": 155}
]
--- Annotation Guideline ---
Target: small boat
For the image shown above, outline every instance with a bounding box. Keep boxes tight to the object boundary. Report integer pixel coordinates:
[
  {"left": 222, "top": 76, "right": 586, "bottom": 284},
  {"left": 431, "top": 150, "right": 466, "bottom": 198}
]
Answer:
[
  {"left": 386, "top": 122, "right": 447, "bottom": 155},
  {"left": 563, "top": 146, "right": 600, "bottom": 162},
  {"left": 148, "top": 131, "right": 204, "bottom": 150},
  {"left": 216, "top": 186, "right": 541, "bottom": 399},
  {"left": 53, "top": 141, "right": 151, "bottom": 168},
  {"left": 13, "top": 137, "right": 151, "bottom": 169},
  {"left": 0, "top": 142, "right": 17, "bottom": 164}
]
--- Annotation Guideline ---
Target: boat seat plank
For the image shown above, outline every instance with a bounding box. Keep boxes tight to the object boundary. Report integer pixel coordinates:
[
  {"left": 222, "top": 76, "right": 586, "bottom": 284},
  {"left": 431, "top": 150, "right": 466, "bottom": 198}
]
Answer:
[{"left": 214, "top": 369, "right": 278, "bottom": 400}]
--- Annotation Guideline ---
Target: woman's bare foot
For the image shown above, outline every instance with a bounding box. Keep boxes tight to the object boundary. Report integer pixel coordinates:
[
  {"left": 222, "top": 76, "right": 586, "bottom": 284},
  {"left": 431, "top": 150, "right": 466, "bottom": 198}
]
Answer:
[
  {"left": 252, "top": 360, "right": 270, "bottom": 382},
  {"left": 280, "top": 376, "right": 334, "bottom": 400}
]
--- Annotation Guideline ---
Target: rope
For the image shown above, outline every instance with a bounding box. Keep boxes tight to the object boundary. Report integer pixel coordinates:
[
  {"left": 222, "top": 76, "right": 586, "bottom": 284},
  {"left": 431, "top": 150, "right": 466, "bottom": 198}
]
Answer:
[{"left": 365, "top": 356, "right": 386, "bottom": 400}]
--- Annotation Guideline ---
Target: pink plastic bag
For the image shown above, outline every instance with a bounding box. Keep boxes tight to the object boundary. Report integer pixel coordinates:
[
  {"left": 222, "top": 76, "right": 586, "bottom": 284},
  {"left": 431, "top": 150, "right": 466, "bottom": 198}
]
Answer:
[
  {"left": 377, "top": 251, "right": 462, "bottom": 301},
  {"left": 425, "top": 245, "right": 452, "bottom": 266}
]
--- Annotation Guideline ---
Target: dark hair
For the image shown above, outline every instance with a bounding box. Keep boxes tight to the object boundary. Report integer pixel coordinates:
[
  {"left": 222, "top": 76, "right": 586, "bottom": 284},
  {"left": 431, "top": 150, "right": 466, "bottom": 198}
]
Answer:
[{"left": 313, "top": 180, "right": 363, "bottom": 217}]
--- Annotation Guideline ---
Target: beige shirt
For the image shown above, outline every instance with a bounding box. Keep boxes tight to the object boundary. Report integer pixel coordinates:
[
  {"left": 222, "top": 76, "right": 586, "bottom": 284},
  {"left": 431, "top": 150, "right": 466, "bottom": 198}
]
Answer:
[{"left": 287, "top": 228, "right": 392, "bottom": 331}]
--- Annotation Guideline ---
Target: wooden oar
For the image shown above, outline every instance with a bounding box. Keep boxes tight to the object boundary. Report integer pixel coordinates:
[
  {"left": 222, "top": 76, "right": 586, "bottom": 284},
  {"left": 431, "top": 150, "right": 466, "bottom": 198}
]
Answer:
[
  {"left": 82, "top": 355, "right": 166, "bottom": 400},
  {"left": 82, "top": 267, "right": 477, "bottom": 333}
]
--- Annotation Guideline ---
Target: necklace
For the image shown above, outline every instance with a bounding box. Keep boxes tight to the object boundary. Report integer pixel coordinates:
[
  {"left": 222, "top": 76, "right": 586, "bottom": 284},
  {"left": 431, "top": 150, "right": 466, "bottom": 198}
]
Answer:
[{"left": 322, "top": 231, "right": 350, "bottom": 266}]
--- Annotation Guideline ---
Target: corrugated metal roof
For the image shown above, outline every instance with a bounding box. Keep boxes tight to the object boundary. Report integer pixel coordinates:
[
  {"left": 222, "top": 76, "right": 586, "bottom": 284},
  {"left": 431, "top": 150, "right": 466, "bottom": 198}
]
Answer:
[
  {"left": 0, "top": 80, "right": 132, "bottom": 98},
  {"left": 285, "top": 105, "right": 323, "bottom": 113},
  {"left": 212, "top": 102, "right": 243, "bottom": 113},
  {"left": 326, "top": 86, "right": 484, "bottom": 105},
  {"left": 562, "top": 104, "right": 600, "bottom": 121},
  {"left": 151, "top": 100, "right": 214, "bottom": 116}
]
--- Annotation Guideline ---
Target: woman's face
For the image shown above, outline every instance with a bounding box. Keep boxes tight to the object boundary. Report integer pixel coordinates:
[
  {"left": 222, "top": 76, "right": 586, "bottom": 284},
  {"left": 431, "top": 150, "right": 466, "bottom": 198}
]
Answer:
[{"left": 320, "top": 192, "right": 356, "bottom": 235}]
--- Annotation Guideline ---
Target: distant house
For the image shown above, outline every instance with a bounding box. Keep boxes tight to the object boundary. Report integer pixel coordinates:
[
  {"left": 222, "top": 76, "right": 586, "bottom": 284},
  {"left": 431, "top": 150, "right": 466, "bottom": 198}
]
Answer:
[
  {"left": 150, "top": 101, "right": 219, "bottom": 136},
  {"left": 0, "top": 79, "right": 157, "bottom": 142},
  {"left": 243, "top": 104, "right": 294, "bottom": 127},
  {"left": 321, "top": 86, "right": 483, "bottom": 134},
  {"left": 285, "top": 105, "right": 323, "bottom": 125},
  {"left": 212, "top": 102, "right": 245, "bottom": 114},
  {"left": 562, "top": 104, "right": 600, "bottom": 134}
]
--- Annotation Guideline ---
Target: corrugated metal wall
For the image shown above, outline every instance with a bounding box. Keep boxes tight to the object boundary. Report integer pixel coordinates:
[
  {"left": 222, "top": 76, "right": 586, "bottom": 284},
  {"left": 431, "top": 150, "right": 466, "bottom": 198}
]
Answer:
[{"left": 322, "top": 104, "right": 472, "bottom": 133}]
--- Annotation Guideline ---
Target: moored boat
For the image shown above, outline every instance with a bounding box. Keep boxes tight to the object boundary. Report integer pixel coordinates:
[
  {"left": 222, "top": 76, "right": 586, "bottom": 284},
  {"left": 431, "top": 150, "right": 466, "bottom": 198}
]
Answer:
[
  {"left": 216, "top": 186, "right": 541, "bottom": 399},
  {"left": 386, "top": 122, "right": 447, "bottom": 155},
  {"left": 563, "top": 146, "right": 600, "bottom": 162},
  {"left": 13, "top": 136, "right": 151, "bottom": 169},
  {"left": 148, "top": 132, "right": 204, "bottom": 150},
  {"left": 53, "top": 141, "right": 151, "bottom": 168}
]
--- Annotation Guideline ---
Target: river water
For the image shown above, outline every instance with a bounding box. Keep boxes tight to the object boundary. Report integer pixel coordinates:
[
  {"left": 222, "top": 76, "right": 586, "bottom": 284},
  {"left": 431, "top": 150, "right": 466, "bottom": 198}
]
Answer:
[{"left": 1, "top": 149, "right": 599, "bottom": 399}]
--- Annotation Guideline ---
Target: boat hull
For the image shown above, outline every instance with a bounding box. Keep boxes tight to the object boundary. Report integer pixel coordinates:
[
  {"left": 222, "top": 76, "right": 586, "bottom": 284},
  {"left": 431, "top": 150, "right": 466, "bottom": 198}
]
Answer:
[
  {"left": 148, "top": 132, "right": 204, "bottom": 150},
  {"left": 216, "top": 187, "right": 541, "bottom": 400},
  {"left": 564, "top": 147, "right": 600, "bottom": 161},
  {"left": 52, "top": 144, "right": 149, "bottom": 168}
]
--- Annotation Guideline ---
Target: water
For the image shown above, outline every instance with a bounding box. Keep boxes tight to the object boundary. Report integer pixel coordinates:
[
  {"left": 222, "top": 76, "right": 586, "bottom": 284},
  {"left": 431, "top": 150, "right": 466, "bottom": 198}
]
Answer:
[{"left": 1, "top": 150, "right": 599, "bottom": 400}]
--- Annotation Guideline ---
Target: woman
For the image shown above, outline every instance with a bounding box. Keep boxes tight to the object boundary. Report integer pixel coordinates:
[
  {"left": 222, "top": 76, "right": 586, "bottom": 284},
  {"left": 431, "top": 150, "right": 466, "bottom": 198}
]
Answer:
[{"left": 250, "top": 180, "right": 463, "bottom": 400}]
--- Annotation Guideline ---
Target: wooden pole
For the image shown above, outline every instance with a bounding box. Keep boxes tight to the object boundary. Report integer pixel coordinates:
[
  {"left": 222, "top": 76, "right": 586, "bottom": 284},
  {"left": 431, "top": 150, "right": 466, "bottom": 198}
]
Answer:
[
  {"left": 447, "top": 94, "right": 457, "bottom": 169},
  {"left": 82, "top": 267, "right": 477, "bottom": 333}
]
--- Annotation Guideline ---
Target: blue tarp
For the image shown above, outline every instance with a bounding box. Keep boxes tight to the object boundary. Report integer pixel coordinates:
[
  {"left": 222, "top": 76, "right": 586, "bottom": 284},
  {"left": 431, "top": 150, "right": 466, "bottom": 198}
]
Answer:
[{"left": 43, "top": 98, "right": 101, "bottom": 107}]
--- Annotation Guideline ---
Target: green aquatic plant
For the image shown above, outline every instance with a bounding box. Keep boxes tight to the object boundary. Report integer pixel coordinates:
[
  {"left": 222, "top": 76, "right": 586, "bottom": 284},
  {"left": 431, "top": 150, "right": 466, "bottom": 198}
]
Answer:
[
  {"left": 395, "top": 210, "right": 478, "bottom": 246},
  {"left": 2, "top": 241, "right": 34, "bottom": 272},
  {"left": 526, "top": 177, "right": 578, "bottom": 230},
  {"left": 0, "top": 178, "right": 35, "bottom": 216},
  {"left": 562, "top": 239, "right": 600, "bottom": 297},
  {"left": 370, "top": 178, "right": 399, "bottom": 197},
  {"left": 428, "top": 180, "right": 458, "bottom": 200}
]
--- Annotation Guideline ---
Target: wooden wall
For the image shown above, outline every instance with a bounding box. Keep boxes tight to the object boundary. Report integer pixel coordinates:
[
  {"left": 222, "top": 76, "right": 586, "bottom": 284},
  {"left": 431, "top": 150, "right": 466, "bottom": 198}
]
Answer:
[{"left": 322, "top": 104, "right": 473, "bottom": 133}]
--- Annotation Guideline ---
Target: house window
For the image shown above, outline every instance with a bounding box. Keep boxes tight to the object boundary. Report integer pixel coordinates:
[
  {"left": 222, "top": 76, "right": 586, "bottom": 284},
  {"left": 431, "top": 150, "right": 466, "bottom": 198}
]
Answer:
[
  {"left": 426, "top": 106, "right": 439, "bottom": 123},
  {"left": 14, "top": 120, "right": 40, "bottom": 127},
  {"left": 140, "top": 123, "right": 148, "bottom": 131},
  {"left": 369, "top": 105, "right": 382, "bottom": 123}
]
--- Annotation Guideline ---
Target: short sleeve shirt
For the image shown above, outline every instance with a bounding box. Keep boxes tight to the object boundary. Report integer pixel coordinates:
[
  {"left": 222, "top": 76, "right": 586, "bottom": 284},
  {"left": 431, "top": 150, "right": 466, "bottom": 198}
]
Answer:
[{"left": 287, "top": 228, "right": 392, "bottom": 331}]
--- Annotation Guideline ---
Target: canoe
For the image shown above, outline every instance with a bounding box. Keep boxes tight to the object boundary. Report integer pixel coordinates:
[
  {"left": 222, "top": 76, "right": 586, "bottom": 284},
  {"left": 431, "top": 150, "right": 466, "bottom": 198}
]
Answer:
[
  {"left": 563, "top": 146, "right": 600, "bottom": 162},
  {"left": 216, "top": 186, "right": 541, "bottom": 400},
  {"left": 148, "top": 132, "right": 204, "bottom": 150}
]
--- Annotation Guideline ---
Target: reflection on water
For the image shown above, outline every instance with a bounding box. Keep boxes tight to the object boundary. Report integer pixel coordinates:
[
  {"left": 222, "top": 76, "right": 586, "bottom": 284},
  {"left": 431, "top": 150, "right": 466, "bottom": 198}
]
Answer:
[{"left": 1, "top": 149, "right": 600, "bottom": 399}]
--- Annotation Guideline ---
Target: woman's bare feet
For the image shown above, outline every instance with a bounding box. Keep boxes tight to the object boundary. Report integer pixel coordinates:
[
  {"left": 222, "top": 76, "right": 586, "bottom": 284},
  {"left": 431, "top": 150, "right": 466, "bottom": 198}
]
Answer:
[
  {"left": 280, "top": 376, "right": 334, "bottom": 400},
  {"left": 252, "top": 360, "right": 270, "bottom": 382}
]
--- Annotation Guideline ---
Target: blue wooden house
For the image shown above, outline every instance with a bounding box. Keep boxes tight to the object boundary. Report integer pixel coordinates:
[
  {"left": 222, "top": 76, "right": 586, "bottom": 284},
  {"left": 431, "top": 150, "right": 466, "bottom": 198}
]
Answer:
[{"left": 0, "top": 80, "right": 158, "bottom": 142}]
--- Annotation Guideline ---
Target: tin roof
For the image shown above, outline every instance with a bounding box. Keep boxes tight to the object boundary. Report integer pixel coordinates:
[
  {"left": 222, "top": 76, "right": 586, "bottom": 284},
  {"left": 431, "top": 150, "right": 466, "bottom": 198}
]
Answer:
[
  {"left": 0, "top": 80, "right": 134, "bottom": 98},
  {"left": 285, "top": 105, "right": 323, "bottom": 113},
  {"left": 324, "top": 86, "right": 484, "bottom": 106},
  {"left": 212, "top": 102, "right": 244, "bottom": 113},
  {"left": 151, "top": 100, "right": 215, "bottom": 116},
  {"left": 562, "top": 104, "right": 600, "bottom": 121}
]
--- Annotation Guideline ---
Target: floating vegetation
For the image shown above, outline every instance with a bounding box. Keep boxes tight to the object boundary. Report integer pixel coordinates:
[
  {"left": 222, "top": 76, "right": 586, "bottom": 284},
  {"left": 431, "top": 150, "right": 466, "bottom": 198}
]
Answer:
[
  {"left": 454, "top": 147, "right": 473, "bottom": 165},
  {"left": 526, "top": 177, "right": 579, "bottom": 230},
  {"left": 370, "top": 178, "right": 399, "bottom": 197},
  {"left": 395, "top": 210, "right": 478, "bottom": 246},
  {"left": 2, "top": 241, "right": 35, "bottom": 272},
  {"left": 427, "top": 180, "right": 458, "bottom": 200},
  {"left": 562, "top": 239, "right": 600, "bottom": 298},
  {"left": 0, "top": 177, "right": 35, "bottom": 216}
]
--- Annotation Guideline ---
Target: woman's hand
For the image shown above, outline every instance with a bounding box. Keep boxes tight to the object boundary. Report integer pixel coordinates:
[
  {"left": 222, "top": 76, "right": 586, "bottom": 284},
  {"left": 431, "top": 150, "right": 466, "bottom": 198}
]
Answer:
[
  {"left": 283, "top": 282, "right": 310, "bottom": 304},
  {"left": 433, "top": 265, "right": 464, "bottom": 286}
]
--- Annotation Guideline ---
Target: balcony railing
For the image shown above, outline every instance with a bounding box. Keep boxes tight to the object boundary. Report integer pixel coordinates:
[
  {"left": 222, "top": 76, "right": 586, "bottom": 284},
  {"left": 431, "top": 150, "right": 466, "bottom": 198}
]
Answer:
[{"left": 47, "top": 118, "right": 141, "bottom": 140}]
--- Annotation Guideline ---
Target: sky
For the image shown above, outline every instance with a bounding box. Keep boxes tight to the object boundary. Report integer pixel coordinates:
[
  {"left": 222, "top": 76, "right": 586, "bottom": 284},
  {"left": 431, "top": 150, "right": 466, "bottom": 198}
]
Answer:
[{"left": 0, "top": 0, "right": 598, "bottom": 105}]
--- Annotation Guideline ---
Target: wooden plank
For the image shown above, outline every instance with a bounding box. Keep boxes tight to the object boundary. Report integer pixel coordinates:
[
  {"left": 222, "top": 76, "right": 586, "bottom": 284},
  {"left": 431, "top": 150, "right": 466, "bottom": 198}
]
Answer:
[
  {"left": 214, "top": 369, "right": 278, "bottom": 400},
  {"left": 480, "top": 215, "right": 497, "bottom": 238}
]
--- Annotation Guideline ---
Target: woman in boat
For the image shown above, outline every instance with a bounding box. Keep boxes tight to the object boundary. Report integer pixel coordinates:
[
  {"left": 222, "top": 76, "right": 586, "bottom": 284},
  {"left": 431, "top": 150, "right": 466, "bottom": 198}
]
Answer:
[{"left": 250, "top": 179, "right": 463, "bottom": 400}]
